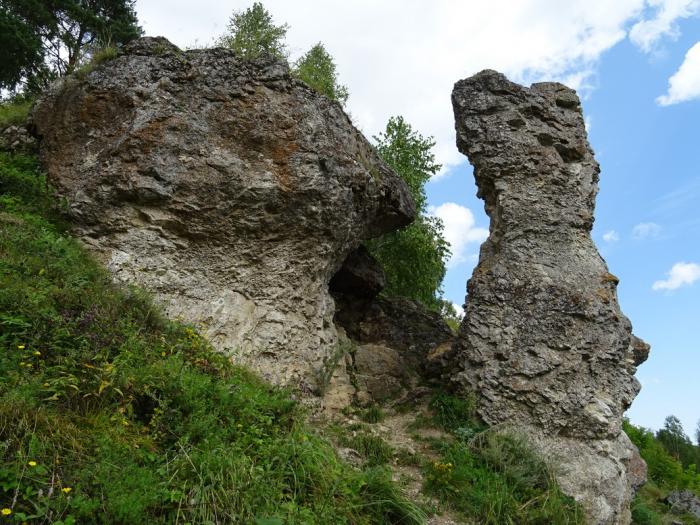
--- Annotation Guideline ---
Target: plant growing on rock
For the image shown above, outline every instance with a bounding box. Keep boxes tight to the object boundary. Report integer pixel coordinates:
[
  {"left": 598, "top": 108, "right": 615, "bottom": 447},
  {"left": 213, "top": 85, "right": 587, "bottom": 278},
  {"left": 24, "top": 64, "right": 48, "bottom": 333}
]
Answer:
[
  {"left": 293, "top": 42, "right": 349, "bottom": 105},
  {"left": 217, "top": 2, "right": 288, "bottom": 60}
]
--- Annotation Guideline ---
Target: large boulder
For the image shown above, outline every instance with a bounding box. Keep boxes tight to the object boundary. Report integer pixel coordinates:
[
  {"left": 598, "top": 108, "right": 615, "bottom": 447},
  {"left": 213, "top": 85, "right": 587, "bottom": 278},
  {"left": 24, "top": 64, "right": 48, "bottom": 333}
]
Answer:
[
  {"left": 451, "top": 70, "right": 649, "bottom": 524},
  {"left": 31, "top": 37, "right": 415, "bottom": 392}
]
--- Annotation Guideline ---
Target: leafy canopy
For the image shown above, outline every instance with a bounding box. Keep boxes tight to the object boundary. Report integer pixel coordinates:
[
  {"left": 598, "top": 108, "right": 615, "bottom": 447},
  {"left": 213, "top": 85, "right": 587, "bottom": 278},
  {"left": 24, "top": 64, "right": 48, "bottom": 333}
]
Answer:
[
  {"left": 217, "top": 1, "right": 288, "bottom": 60},
  {"left": 293, "top": 42, "right": 349, "bottom": 105},
  {"left": 367, "top": 116, "right": 450, "bottom": 310},
  {"left": 0, "top": 0, "right": 142, "bottom": 93}
]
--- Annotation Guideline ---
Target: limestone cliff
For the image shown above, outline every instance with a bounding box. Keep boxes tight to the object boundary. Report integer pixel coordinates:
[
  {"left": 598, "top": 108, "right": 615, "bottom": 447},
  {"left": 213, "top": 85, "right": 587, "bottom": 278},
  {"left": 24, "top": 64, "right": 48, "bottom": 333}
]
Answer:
[
  {"left": 30, "top": 37, "right": 415, "bottom": 392},
  {"left": 451, "top": 70, "right": 649, "bottom": 524}
]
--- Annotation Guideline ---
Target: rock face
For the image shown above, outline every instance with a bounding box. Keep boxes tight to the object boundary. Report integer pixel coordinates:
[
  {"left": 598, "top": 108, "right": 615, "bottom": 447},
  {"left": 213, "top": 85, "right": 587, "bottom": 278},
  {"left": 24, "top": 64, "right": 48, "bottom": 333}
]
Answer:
[
  {"left": 31, "top": 37, "right": 415, "bottom": 391},
  {"left": 451, "top": 70, "right": 649, "bottom": 524},
  {"left": 326, "top": 247, "right": 455, "bottom": 406}
]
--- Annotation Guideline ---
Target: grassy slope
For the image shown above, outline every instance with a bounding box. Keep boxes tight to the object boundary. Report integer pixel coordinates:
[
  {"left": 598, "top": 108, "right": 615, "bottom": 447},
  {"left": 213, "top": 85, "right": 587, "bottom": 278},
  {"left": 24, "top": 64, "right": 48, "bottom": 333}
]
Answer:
[{"left": 0, "top": 151, "right": 425, "bottom": 524}]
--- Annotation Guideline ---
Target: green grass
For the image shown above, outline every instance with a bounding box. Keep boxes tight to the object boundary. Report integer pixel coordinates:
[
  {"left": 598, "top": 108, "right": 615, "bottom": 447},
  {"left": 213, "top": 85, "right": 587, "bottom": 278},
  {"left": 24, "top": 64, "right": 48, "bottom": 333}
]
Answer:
[
  {"left": 0, "top": 151, "right": 425, "bottom": 524},
  {"left": 74, "top": 47, "right": 119, "bottom": 80},
  {"left": 422, "top": 393, "right": 585, "bottom": 525},
  {"left": 358, "top": 404, "right": 385, "bottom": 424},
  {"left": 0, "top": 99, "right": 32, "bottom": 128},
  {"left": 340, "top": 433, "right": 394, "bottom": 468}
]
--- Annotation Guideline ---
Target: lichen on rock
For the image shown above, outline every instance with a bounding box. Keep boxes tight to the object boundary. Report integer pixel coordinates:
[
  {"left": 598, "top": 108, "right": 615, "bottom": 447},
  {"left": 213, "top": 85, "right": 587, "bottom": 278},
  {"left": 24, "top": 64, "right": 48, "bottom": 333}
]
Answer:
[
  {"left": 451, "top": 70, "right": 649, "bottom": 524},
  {"left": 30, "top": 36, "right": 415, "bottom": 392}
]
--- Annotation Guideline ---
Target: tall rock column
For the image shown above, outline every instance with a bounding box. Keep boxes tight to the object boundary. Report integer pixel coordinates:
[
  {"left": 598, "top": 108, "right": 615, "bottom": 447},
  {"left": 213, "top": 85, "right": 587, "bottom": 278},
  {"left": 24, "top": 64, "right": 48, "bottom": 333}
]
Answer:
[{"left": 451, "top": 70, "right": 649, "bottom": 524}]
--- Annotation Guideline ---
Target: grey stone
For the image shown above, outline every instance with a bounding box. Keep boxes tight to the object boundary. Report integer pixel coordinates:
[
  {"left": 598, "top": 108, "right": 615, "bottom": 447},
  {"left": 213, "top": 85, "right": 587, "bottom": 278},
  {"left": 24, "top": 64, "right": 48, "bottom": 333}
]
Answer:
[
  {"left": 31, "top": 36, "right": 415, "bottom": 392},
  {"left": 666, "top": 489, "right": 700, "bottom": 517},
  {"left": 451, "top": 70, "right": 649, "bottom": 524}
]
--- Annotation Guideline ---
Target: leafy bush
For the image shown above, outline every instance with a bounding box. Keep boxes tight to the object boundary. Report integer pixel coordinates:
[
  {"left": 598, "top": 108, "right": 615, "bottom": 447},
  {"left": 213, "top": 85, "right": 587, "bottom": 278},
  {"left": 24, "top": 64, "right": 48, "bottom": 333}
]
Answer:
[{"left": 0, "top": 152, "right": 424, "bottom": 524}]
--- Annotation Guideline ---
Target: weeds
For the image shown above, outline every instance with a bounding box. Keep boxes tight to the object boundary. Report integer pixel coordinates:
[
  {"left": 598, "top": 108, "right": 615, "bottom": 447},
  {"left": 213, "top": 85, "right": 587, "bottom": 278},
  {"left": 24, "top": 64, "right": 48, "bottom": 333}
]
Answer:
[
  {"left": 422, "top": 392, "right": 584, "bottom": 524},
  {"left": 0, "top": 99, "right": 32, "bottom": 128}
]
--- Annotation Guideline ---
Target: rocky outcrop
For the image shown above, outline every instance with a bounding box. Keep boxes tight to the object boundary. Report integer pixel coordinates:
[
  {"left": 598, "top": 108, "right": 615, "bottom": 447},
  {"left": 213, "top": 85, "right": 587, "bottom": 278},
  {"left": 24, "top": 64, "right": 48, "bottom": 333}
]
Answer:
[
  {"left": 30, "top": 37, "right": 415, "bottom": 392},
  {"left": 451, "top": 70, "right": 649, "bottom": 524},
  {"left": 666, "top": 489, "right": 700, "bottom": 518}
]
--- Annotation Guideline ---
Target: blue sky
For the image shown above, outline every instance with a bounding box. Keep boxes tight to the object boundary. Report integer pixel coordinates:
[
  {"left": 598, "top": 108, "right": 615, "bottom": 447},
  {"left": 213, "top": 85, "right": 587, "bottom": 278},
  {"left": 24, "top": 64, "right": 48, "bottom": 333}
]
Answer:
[{"left": 137, "top": 0, "right": 700, "bottom": 436}]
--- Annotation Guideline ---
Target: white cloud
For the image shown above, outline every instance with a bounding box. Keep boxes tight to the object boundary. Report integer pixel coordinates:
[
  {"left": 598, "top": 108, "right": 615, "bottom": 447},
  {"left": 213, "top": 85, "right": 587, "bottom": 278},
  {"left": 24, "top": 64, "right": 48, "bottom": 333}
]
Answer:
[
  {"left": 427, "top": 202, "right": 488, "bottom": 267},
  {"left": 135, "top": 0, "right": 700, "bottom": 176},
  {"left": 629, "top": 0, "right": 700, "bottom": 52},
  {"left": 652, "top": 261, "right": 700, "bottom": 290},
  {"left": 452, "top": 303, "right": 465, "bottom": 319},
  {"left": 603, "top": 230, "right": 620, "bottom": 242},
  {"left": 656, "top": 41, "right": 700, "bottom": 105},
  {"left": 632, "top": 222, "right": 662, "bottom": 239}
]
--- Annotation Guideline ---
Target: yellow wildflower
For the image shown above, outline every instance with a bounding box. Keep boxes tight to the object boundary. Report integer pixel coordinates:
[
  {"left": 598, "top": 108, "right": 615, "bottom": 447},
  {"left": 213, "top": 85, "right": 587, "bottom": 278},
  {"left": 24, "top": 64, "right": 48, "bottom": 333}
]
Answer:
[
  {"left": 28, "top": 461, "right": 37, "bottom": 467},
  {"left": 33, "top": 351, "right": 41, "bottom": 356},
  {"left": 161, "top": 351, "right": 166, "bottom": 357},
  {"left": 43, "top": 383, "right": 50, "bottom": 387},
  {"left": 17, "top": 345, "right": 25, "bottom": 350},
  {"left": 62, "top": 487, "right": 72, "bottom": 494},
  {"left": 1, "top": 508, "right": 11, "bottom": 515}
]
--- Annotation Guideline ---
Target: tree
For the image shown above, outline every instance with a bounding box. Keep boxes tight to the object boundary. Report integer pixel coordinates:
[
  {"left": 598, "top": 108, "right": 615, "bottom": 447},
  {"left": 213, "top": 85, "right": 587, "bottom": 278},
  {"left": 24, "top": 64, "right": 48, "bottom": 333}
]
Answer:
[
  {"left": 293, "top": 42, "right": 348, "bottom": 105},
  {"left": 216, "top": 2, "right": 288, "bottom": 60},
  {"left": 367, "top": 116, "right": 450, "bottom": 310},
  {"left": 0, "top": 0, "right": 142, "bottom": 93},
  {"left": 0, "top": 6, "right": 45, "bottom": 92}
]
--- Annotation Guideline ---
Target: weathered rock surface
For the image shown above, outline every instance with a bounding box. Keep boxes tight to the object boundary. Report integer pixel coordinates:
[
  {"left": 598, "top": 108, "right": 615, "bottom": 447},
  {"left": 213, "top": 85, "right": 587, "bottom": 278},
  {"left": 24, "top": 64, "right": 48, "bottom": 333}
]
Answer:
[
  {"left": 31, "top": 36, "right": 415, "bottom": 391},
  {"left": 324, "top": 247, "right": 455, "bottom": 406},
  {"left": 0, "top": 125, "right": 37, "bottom": 153},
  {"left": 666, "top": 489, "right": 700, "bottom": 518},
  {"left": 451, "top": 70, "right": 649, "bottom": 524}
]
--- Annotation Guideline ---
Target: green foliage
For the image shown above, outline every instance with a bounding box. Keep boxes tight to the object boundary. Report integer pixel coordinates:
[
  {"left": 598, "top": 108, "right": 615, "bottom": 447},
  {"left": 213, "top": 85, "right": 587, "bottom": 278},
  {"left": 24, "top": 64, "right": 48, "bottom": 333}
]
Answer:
[
  {"left": 0, "top": 6, "right": 45, "bottom": 92},
  {"left": 0, "top": 152, "right": 425, "bottom": 524},
  {"left": 358, "top": 404, "right": 385, "bottom": 424},
  {"left": 340, "top": 433, "right": 394, "bottom": 467},
  {"left": 0, "top": 0, "right": 141, "bottom": 93},
  {"left": 217, "top": 2, "right": 288, "bottom": 60},
  {"left": 630, "top": 495, "right": 663, "bottom": 525},
  {"left": 367, "top": 116, "right": 450, "bottom": 310},
  {"left": 293, "top": 42, "right": 349, "bottom": 105},
  {"left": 623, "top": 419, "right": 700, "bottom": 524},
  {"left": 0, "top": 98, "right": 32, "bottom": 127},
  {"left": 429, "top": 390, "right": 479, "bottom": 434},
  {"left": 421, "top": 392, "right": 584, "bottom": 524}
]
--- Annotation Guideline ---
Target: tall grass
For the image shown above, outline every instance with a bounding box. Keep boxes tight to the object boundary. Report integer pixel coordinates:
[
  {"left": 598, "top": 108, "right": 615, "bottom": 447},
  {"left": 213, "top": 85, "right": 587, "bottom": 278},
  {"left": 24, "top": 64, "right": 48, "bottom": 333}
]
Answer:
[{"left": 422, "top": 393, "right": 585, "bottom": 524}]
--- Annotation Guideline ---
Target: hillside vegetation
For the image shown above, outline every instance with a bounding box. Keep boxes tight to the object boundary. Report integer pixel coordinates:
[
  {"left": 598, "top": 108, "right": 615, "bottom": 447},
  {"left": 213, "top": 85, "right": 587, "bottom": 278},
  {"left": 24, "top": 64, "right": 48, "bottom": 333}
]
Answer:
[
  {"left": 624, "top": 419, "right": 700, "bottom": 524},
  {"left": 0, "top": 149, "right": 425, "bottom": 524}
]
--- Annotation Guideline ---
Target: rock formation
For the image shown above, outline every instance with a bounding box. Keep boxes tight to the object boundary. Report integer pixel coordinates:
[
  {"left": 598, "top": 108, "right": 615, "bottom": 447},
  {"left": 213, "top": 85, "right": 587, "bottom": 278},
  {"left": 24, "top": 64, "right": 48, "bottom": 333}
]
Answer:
[
  {"left": 325, "top": 247, "right": 455, "bottom": 407},
  {"left": 451, "top": 70, "right": 649, "bottom": 524},
  {"left": 30, "top": 37, "right": 415, "bottom": 392}
]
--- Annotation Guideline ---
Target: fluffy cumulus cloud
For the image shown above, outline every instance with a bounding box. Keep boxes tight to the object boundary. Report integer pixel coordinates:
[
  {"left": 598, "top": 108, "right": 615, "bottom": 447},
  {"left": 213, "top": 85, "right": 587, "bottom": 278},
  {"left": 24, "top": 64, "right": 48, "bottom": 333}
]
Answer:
[
  {"left": 632, "top": 222, "right": 662, "bottom": 239},
  {"left": 652, "top": 261, "right": 700, "bottom": 290},
  {"left": 629, "top": 0, "right": 700, "bottom": 52},
  {"left": 134, "top": 1, "right": 696, "bottom": 173},
  {"left": 603, "top": 230, "right": 620, "bottom": 242},
  {"left": 427, "top": 202, "right": 488, "bottom": 267},
  {"left": 657, "top": 41, "right": 700, "bottom": 105}
]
